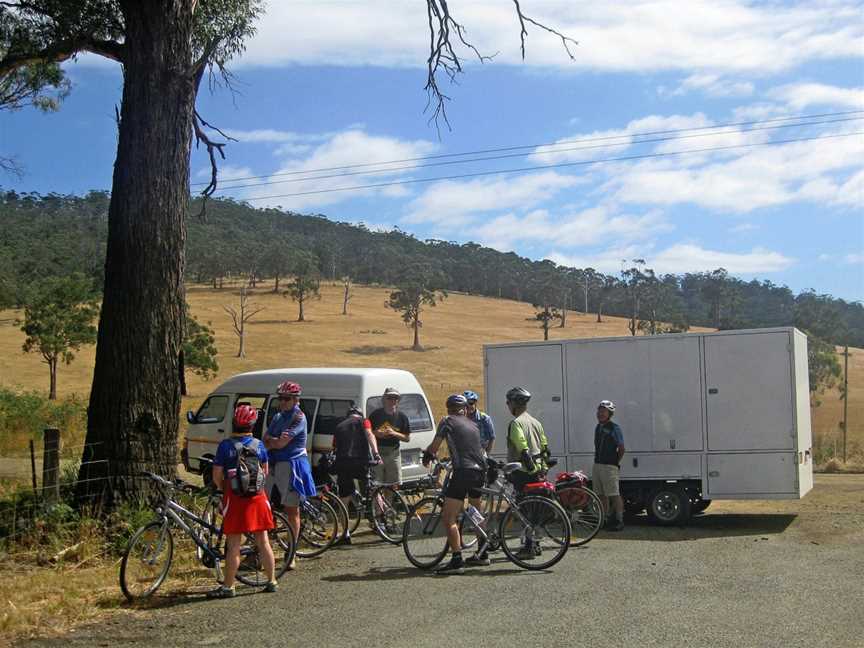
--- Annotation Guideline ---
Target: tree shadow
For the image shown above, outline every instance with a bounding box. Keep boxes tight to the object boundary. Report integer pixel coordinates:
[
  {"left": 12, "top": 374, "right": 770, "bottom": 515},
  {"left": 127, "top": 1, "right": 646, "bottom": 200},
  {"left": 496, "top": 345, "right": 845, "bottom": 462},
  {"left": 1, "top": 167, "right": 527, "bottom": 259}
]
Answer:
[
  {"left": 319, "top": 561, "right": 532, "bottom": 582},
  {"left": 600, "top": 513, "right": 797, "bottom": 541},
  {"left": 344, "top": 345, "right": 392, "bottom": 355}
]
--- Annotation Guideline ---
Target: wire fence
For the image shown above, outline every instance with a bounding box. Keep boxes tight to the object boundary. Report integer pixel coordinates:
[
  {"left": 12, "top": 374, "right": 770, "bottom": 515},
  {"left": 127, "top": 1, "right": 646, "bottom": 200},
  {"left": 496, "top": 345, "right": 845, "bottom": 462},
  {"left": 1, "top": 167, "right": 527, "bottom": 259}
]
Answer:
[{"left": 0, "top": 433, "right": 187, "bottom": 543}]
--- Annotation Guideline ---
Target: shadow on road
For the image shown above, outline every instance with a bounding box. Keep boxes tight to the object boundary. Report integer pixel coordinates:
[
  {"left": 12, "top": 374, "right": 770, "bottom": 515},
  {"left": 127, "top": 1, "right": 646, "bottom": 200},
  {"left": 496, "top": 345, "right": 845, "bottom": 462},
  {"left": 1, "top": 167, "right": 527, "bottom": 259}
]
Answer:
[
  {"left": 598, "top": 513, "right": 797, "bottom": 541},
  {"left": 320, "top": 562, "right": 535, "bottom": 582}
]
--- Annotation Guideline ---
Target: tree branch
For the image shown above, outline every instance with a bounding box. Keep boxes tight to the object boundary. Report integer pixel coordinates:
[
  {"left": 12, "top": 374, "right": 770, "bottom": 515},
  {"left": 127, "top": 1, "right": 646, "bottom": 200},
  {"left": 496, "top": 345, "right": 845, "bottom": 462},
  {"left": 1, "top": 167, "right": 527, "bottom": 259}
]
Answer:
[
  {"left": 0, "top": 37, "right": 124, "bottom": 77},
  {"left": 511, "top": 0, "right": 578, "bottom": 60},
  {"left": 192, "top": 110, "right": 237, "bottom": 219}
]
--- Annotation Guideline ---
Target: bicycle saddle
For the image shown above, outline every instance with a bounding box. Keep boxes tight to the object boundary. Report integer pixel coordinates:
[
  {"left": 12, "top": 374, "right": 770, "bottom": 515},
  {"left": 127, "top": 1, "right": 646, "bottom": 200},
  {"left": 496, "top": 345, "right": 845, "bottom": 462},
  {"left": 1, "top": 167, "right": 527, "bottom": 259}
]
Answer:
[{"left": 501, "top": 462, "right": 522, "bottom": 475}]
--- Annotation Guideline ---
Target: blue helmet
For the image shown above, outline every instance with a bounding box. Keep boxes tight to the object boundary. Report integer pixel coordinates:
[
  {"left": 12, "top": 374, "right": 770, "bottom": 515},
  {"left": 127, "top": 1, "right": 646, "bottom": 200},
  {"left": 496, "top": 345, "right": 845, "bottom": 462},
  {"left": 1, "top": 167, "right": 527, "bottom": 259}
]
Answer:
[{"left": 463, "top": 390, "right": 479, "bottom": 403}]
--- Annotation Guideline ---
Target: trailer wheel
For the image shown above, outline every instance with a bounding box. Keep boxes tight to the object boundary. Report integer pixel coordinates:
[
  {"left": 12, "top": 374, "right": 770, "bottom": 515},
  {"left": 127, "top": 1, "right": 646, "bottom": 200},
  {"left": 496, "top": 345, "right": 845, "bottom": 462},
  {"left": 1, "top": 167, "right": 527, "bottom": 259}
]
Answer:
[{"left": 647, "top": 486, "right": 691, "bottom": 526}]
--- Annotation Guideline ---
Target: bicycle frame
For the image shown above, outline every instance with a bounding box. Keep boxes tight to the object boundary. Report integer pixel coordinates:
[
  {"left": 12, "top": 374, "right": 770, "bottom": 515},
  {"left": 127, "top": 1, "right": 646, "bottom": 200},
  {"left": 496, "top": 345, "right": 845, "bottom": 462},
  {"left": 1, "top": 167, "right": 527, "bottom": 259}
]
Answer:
[{"left": 156, "top": 493, "right": 223, "bottom": 564}]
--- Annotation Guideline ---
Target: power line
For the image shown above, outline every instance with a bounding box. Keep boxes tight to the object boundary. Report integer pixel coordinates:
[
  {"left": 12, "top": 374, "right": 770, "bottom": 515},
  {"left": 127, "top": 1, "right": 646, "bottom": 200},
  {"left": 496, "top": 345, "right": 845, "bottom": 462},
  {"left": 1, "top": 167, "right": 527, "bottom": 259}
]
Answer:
[
  {"left": 212, "top": 116, "right": 863, "bottom": 192},
  {"left": 236, "top": 130, "right": 863, "bottom": 202},
  {"left": 192, "top": 109, "right": 864, "bottom": 188}
]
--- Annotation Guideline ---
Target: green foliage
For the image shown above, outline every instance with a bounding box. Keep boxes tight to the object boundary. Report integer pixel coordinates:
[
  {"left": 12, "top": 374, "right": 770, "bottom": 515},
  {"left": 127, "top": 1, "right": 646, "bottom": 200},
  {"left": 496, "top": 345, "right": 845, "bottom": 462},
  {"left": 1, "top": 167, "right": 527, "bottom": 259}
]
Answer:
[
  {"left": 0, "top": 61, "right": 70, "bottom": 112},
  {"left": 388, "top": 263, "right": 447, "bottom": 350},
  {"left": 0, "top": 387, "right": 87, "bottom": 455},
  {"left": 806, "top": 334, "right": 842, "bottom": 404},
  {"left": 284, "top": 251, "right": 321, "bottom": 321},
  {"left": 20, "top": 273, "right": 99, "bottom": 398},
  {"left": 183, "top": 306, "right": 219, "bottom": 381}
]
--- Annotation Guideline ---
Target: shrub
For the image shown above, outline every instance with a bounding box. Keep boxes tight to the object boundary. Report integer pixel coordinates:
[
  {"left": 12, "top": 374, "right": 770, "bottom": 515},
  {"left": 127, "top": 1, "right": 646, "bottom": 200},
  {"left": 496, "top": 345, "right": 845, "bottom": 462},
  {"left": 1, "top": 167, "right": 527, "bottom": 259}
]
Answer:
[{"left": 0, "top": 387, "right": 87, "bottom": 456}]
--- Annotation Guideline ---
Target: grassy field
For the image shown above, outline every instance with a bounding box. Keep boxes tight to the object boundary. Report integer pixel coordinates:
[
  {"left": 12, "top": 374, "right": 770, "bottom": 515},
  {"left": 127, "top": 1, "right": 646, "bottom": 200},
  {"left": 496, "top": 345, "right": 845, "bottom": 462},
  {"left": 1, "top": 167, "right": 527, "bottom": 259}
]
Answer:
[{"left": 0, "top": 279, "right": 861, "bottom": 465}]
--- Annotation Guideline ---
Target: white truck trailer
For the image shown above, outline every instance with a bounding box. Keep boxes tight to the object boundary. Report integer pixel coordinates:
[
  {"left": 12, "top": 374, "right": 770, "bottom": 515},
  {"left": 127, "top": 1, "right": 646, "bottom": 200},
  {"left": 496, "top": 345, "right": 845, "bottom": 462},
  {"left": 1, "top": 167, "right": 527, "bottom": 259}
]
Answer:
[{"left": 483, "top": 327, "right": 813, "bottom": 525}]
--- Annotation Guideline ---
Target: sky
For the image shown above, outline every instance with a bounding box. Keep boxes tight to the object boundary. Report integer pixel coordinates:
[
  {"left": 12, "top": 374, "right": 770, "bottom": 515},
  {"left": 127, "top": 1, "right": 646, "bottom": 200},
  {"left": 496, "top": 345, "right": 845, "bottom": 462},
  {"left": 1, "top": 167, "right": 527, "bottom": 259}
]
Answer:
[{"left": 2, "top": 0, "right": 863, "bottom": 301}]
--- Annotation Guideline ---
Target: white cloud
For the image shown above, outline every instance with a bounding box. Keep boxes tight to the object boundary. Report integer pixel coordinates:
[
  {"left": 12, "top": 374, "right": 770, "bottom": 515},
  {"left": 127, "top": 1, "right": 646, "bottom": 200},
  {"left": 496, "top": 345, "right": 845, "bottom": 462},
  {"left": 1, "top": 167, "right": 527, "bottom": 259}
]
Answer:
[
  {"left": 473, "top": 206, "right": 670, "bottom": 251},
  {"left": 844, "top": 253, "right": 863, "bottom": 264},
  {"left": 403, "top": 172, "right": 582, "bottom": 225},
  {"left": 673, "top": 74, "right": 754, "bottom": 98},
  {"left": 550, "top": 243, "right": 795, "bottom": 274},
  {"left": 768, "top": 83, "right": 864, "bottom": 111},
  {"left": 232, "top": 1, "right": 862, "bottom": 76},
  {"left": 214, "top": 129, "right": 437, "bottom": 210}
]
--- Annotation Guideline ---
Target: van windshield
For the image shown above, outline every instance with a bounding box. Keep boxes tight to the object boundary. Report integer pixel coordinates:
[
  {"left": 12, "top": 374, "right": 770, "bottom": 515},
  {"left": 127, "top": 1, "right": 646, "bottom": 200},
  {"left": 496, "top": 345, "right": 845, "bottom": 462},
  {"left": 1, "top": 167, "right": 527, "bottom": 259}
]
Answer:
[{"left": 366, "top": 394, "right": 433, "bottom": 432}]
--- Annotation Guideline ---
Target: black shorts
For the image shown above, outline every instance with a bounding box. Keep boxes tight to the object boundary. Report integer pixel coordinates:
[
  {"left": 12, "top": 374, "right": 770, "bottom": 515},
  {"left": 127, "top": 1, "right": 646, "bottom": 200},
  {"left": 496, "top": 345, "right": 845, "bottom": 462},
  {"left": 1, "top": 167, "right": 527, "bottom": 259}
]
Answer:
[
  {"left": 336, "top": 464, "right": 368, "bottom": 497},
  {"left": 444, "top": 468, "right": 485, "bottom": 501}
]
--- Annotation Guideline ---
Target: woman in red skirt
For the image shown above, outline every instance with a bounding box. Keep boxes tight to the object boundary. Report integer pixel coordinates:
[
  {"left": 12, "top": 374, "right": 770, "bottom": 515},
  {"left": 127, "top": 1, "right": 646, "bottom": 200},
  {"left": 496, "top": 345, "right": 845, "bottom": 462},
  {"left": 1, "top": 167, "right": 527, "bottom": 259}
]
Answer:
[{"left": 209, "top": 404, "right": 276, "bottom": 598}]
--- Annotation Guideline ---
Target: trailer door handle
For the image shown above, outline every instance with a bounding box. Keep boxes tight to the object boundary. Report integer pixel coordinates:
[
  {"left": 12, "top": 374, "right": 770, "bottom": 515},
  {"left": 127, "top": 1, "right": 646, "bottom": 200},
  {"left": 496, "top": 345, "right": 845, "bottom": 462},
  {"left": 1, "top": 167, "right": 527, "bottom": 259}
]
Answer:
[
  {"left": 551, "top": 396, "right": 561, "bottom": 402},
  {"left": 632, "top": 458, "right": 638, "bottom": 468},
  {"left": 708, "top": 388, "right": 719, "bottom": 394}
]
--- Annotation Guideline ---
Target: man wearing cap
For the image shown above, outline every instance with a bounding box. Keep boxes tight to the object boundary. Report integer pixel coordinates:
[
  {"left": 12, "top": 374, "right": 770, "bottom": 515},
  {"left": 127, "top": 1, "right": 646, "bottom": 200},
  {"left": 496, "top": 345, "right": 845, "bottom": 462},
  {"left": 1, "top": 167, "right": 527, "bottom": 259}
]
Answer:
[
  {"left": 593, "top": 399, "right": 625, "bottom": 531},
  {"left": 368, "top": 387, "right": 411, "bottom": 486},
  {"left": 423, "top": 394, "right": 488, "bottom": 575},
  {"left": 463, "top": 390, "right": 495, "bottom": 453}
]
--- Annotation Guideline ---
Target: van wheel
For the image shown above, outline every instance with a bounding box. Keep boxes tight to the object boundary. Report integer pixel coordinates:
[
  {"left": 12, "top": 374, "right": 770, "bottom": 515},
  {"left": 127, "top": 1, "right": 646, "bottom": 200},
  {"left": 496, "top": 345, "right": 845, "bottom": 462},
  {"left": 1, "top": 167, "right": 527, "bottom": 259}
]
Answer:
[{"left": 647, "top": 486, "right": 691, "bottom": 526}]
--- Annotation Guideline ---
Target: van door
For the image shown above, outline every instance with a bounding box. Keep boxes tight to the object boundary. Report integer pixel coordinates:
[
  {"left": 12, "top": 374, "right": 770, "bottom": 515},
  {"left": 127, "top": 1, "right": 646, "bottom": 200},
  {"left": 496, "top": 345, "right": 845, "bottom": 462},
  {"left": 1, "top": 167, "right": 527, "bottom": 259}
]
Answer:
[
  {"left": 187, "top": 394, "right": 230, "bottom": 464},
  {"left": 312, "top": 399, "right": 354, "bottom": 453}
]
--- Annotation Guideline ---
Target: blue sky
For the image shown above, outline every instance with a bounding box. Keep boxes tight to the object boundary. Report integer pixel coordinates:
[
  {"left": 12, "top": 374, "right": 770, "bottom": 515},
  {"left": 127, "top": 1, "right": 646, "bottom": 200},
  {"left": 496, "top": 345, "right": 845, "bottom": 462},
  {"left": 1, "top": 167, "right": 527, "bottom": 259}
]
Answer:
[{"left": 2, "top": 0, "right": 863, "bottom": 301}]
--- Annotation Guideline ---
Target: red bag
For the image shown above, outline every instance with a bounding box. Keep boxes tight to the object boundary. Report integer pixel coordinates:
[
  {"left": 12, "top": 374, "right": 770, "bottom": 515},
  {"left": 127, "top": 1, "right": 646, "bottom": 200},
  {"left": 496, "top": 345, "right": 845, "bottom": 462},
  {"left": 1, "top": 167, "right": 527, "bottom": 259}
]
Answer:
[
  {"left": 522, "top": 481, "right": 555, "bottom": 497},
  {"left": 555, "top": 471, "right": 590, "bottom": 507}
]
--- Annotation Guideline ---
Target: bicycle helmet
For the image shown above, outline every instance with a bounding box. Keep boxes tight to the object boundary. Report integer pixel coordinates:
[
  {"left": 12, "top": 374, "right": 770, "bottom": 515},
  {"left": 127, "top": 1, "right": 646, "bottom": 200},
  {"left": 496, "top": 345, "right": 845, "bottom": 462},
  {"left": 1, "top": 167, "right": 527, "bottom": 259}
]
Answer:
[
  {"left": 347, "top": 405, "right": 363, "bottom": 416},
  {"left": 505, "top": 387, "right": 531, "bottom": 403},
  {"left": 277, "top": 381, "right": 302, "bottom": 396},
  {"left": 598, "top": 399, "right": 616, "bottom": 414},
  {"left": 233, "top": 404, "right": 259, "bottom": 431},
  {"left": 463, "top": 390, "right": 479, "bottom": 403},
  {"left": 446, "top": 393, "right": 468, "bottom": 408}
]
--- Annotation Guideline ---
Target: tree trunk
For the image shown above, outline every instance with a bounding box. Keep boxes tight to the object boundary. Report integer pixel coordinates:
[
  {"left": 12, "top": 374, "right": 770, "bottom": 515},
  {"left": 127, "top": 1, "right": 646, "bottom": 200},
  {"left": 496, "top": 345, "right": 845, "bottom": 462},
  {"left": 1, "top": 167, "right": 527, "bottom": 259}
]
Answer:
[
  {"left": 178, "top": 349, "right": 187, "bottom": 397},
  {"left": 237, "top": 323, "right": 245, "bottom": 358},
  {"left": 597, "top": 304, "right": 603, "bottom": 323},
  {"left": 49, "top": 356, "right": 57, "bottom": 400},
  {"left": 412, "top": 310, "right": 422, "bottom": 351},
  {"left": 298, "top": 294, "right": 305, "bottom": 322},
  {"left": 342, "top": 281, "right": 350, "bottom": 315},
  {"left": 273, "top": 274, "right": 280, "bottom": 293},
  {"left": 78, "top": 2, "right": 194, "bottom": 505}
]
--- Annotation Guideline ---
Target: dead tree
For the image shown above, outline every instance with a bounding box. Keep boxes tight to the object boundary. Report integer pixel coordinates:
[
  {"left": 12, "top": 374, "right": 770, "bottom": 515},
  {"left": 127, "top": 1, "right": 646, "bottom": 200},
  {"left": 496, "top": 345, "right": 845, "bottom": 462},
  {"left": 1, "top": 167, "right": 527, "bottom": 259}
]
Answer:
[
  {"left": 223, "top": 287, "right": 264, "bottom": 359},
  {"left": 342, "top": 276, "right": 353, "bottom": 316}
]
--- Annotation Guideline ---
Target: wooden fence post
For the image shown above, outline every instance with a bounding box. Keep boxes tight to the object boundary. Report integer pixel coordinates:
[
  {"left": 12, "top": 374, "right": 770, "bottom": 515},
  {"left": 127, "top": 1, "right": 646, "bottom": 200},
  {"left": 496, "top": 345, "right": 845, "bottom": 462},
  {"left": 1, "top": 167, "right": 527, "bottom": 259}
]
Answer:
[
  {"left": 42, "top": 428, "right": 60, "bottom": 503},
  {"left": 29, "top": 439, "right": 38, "bottom": 497}
]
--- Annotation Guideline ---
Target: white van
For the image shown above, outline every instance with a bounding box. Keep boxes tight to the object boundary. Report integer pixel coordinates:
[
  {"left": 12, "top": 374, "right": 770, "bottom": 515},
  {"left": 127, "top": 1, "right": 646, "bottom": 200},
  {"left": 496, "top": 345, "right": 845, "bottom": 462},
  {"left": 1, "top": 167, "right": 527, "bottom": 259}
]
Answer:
[{"left": 181, "top": 367, "right": 436, "bottom": 484}]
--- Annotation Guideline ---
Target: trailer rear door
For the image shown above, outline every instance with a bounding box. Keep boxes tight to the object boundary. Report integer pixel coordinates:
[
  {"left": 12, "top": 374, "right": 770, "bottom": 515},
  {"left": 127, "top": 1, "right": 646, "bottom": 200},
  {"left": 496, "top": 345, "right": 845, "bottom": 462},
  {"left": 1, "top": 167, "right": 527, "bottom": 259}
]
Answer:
[
  {"left": 705, "top": 330, "right": 795, "bottom": 451},
  {"left": 484, "top": 344, "right": 565, "bottom": 456}
]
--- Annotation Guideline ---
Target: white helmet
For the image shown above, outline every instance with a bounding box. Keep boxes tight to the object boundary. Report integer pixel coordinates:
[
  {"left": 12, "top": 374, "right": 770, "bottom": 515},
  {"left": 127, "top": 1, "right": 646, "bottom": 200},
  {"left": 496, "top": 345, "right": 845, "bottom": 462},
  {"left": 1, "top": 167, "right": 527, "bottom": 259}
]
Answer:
[{"left": 598, "top": 399, "right": 616, "bottom": 413}]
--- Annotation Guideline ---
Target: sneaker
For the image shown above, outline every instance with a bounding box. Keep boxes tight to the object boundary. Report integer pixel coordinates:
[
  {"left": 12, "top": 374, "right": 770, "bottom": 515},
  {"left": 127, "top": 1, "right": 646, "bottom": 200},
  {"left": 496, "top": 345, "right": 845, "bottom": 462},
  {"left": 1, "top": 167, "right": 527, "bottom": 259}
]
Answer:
[
  {"left": 288, "top": 557, "right": 297, "bottom": 571},
  {"left": 263, "top": 581, "right": 278, "bottom": 593},
  {"left": 465, "top": 553, "right": 491, "bottom": 567},
  {"left": 206, "top": 585, "right": 235, "bottom": 599},
  {"left": 515, "top": 543, "right": 542, "bottom": 561},
  {"left": 341, "top": 535, "right": 353, "bottom": 546},
  {"left": 435, "top": 559, "right": 465, "bottom": 575}
]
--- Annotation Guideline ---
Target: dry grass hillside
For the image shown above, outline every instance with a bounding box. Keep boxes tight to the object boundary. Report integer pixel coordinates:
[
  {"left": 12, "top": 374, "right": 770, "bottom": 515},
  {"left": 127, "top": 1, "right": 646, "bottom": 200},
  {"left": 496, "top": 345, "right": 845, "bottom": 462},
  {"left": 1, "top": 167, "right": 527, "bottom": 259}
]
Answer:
[{"left": 0, "top": 280, "right": 860, "bottom": 465}]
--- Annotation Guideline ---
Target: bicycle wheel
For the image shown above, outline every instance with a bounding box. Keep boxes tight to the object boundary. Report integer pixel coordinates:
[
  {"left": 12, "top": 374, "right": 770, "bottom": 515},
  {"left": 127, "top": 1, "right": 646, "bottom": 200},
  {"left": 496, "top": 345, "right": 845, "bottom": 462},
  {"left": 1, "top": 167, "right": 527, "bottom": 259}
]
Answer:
[
  {"left": 560, "top": 486, "right": 604, "bottom": 546},
  {"left": 297, "top": 496, "right": 339, "bottom": 558},
  {"left": 270, "top": 510, "right": 297, "bottom": 579},
  {"left": 369, "top": 485, "right": 409, "bottom": 544},
  {"left": 322, "top": 490, "right": 350, "bottom": 542},
  {"left": 500, "top": 496, "right": 571, "bottom": 571},
  {"left": 197, "top": 494, "right": 223, "bottom": 561},
  {"left": 346, "top": 493, "right": 363, "bottom": 535},
  {"left": 120, "top": 520, "right": 174, "bottom": 601},
  {"left": 402, "top": 496, "right": 448, "bottom": 569}
]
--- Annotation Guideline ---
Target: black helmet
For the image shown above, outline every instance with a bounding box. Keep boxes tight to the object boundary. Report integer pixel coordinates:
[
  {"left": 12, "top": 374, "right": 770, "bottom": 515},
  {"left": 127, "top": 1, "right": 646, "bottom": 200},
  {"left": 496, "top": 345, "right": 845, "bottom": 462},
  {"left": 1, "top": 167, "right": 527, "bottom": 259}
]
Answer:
[
  {"left": 506, "top": 387, "right": 531, "bottom": 403},
  {"left": 446, "top": 393, "right": 468, "bottom": 408}
]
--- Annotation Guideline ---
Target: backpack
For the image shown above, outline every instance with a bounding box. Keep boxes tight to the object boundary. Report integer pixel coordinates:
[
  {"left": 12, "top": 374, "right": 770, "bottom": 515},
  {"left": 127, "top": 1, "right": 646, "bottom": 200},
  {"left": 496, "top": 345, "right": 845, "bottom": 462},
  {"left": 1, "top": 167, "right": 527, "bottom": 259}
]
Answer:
[{"left": 229, "top": 438, "right": 265, "bottom": 497}]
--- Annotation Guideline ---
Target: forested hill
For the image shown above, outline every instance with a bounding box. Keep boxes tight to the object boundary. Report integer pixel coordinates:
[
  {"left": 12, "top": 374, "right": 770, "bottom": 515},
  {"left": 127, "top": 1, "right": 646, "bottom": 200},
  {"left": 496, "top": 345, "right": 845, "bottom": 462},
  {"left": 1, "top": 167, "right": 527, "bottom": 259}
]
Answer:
[{"left": 1, "top": 190, "right": 861, "bottom": 347}]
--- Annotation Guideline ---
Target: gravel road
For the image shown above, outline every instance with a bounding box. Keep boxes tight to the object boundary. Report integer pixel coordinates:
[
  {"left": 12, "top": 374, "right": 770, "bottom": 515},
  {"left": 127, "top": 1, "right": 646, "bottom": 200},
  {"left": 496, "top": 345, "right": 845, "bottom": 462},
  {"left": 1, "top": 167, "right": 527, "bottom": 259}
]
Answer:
[{"left": 21, "top": 475, "right": 864, "bottom": 648}]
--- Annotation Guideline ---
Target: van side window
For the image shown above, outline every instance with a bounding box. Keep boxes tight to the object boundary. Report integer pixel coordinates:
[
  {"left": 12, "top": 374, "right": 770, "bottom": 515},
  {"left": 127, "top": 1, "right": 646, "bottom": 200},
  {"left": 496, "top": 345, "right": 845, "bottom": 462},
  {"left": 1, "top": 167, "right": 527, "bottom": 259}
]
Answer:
[
  {"left": 313, "top": 399, "right": 353, "bottom": 436},
  {"left": 234, "top": 394, "right": 268, "bottom": 438},
  {"left": 265, "top": 397, "right": 318, "bottom": 428},
  {"left": 195, "top": 396, "right": 228, "bottom": 423},
  {"left": 366, "top": 394, "right": 433, "bottom": 432}
]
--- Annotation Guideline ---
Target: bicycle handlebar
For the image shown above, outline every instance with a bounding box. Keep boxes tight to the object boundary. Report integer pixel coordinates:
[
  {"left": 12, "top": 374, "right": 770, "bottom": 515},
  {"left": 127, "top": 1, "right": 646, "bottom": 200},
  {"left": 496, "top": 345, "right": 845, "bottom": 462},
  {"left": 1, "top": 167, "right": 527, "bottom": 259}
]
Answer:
[{"left": 140, "top": 471, "right": 196, "bottom": 493}]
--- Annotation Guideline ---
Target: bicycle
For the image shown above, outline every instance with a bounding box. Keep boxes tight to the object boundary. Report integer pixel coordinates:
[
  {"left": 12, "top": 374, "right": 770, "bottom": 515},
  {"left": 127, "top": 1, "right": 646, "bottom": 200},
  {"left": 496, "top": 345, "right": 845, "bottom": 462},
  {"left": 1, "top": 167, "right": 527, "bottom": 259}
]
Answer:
[
  {"left": 120, "top": 471, "right": 295, "bottom": 601},
  {"left": 402, "top": 459, "right": 571, "bottom": 571},
  {"left": 339, "top": 464, "right": 410, "bottom": 544},
  {"left": 551, "top": 471, "right": 604, "bottom": 546}
]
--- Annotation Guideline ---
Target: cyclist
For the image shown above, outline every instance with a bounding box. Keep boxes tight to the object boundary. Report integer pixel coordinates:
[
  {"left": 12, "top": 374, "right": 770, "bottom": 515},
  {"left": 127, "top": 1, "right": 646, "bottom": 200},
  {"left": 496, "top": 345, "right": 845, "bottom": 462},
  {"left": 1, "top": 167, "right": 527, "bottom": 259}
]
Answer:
[
  {"left": 463, "top": 390, "right": 495, "bottom": 453},
  {"left": 264, "top": 381, "right": 316, "bottom": 569},
  {"left": 422, "top": 394, "right": 489, "bottom": 575},
  {"left": 332, "top": 405, "right": 382, "bottom": 544},
  {"left": 593, "top": 399, "right": 626, "bottom": 531},
  {"left": 208, "top": 404, "right": 276, "bottom": 598},
  {"left": 505, "top": 386, "right": 551, "bottom": 492}
]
